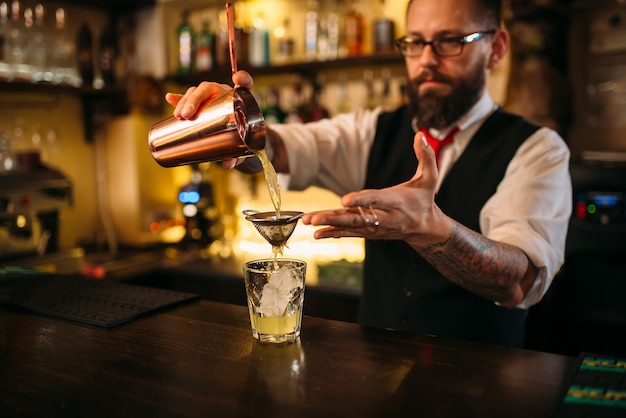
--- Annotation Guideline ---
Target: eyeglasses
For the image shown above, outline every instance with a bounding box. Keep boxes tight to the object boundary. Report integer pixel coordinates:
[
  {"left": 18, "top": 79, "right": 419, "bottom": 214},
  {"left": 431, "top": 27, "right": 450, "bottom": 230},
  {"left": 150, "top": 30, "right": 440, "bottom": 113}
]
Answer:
[{"left": 395, "top": 30, "right": 497, "bottom": 57}]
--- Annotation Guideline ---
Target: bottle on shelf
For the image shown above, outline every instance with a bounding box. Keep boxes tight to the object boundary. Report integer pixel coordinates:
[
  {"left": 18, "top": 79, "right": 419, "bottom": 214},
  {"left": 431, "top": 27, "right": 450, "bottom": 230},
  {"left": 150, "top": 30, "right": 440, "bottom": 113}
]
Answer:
[
  {"left": 343, "top": 0, "right": 365, "bottom": 56},
  {"left": 304, "top": 0, "right": 319, "bottom": 61},
  {"left": 7, "top": 0, "right": 31, "bottom": 82},
  {"left": 76, "top": 23, "right": 94, "bottom": 88},
  {"left": 318, "top": 1, "right": 340, "bottom": 61},
  {"left": 261, "top": 86, "right": 285, "bottom": 124},
  {"left": 98, "top": 23, "right": 117, "bottom": 87},
  {"left": 195, "top": 19, "right": 215, "bottom": 72},
  {"left": 248, "top": 12, "right": 269, "bottom": 67},
  {"left": 274, "top": 18, "right": 294, "bottom": 64},
  {"left": 177, "top": 8, "right": 194, "bottom": 74},
  {"left": 373, "top": 0, "right": 395, "bottom": 54},
  {"left": 51, "top": 7, "right": 79, "bottom": 86},
  {"left": 0, "top": 1, "right": 9, "bottom": 79},
  {"left": 29, "top": 3, "right": 48, "bottom": 83}
]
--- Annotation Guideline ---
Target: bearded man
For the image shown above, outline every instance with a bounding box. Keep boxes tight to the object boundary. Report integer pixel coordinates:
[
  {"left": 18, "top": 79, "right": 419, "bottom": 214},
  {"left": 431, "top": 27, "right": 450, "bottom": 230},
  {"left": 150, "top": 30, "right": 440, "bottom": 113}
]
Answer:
[{"left": 166, "top": 0, "right": 571, "bottom": 347}]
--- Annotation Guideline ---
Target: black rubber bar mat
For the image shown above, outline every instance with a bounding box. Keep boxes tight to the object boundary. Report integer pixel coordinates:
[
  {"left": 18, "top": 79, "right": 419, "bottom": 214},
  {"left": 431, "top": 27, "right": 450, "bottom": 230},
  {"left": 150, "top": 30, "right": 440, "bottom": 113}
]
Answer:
[{"left": 2, "top": 270, "right": 199, "bottom": 328}]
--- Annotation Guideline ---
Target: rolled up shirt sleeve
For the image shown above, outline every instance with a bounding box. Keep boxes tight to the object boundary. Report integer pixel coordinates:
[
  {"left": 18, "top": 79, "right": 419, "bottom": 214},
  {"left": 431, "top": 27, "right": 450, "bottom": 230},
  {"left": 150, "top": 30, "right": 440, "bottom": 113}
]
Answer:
[
  {"left": 480, "top": 127, "right": 572, "bottom": 309},
  {"left": 270, "top": 107, "right": 383, "bottom": 196}
]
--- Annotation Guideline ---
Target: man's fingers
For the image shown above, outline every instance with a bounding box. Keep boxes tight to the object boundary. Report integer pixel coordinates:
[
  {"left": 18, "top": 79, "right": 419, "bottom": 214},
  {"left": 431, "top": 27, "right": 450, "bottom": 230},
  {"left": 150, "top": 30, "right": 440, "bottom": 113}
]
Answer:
[
  {"left": 165, "top": 92, "right": 183, "bottom": 107},
  {"left": 410, "top": 131, "right": 438, "bottom": 185},
  {"left": 233, "top": 70, "right": 254, "bottom": 89}
]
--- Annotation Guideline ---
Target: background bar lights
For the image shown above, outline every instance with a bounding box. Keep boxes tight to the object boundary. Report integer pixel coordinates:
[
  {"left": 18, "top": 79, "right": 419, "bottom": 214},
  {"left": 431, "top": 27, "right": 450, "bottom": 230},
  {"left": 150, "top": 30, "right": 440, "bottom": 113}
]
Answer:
[
  {"left": 591, "top": 194, "right": 619, "bottom": 206},
  {"left": 178, "top": 190, "right": 200, "bottom": 204}
]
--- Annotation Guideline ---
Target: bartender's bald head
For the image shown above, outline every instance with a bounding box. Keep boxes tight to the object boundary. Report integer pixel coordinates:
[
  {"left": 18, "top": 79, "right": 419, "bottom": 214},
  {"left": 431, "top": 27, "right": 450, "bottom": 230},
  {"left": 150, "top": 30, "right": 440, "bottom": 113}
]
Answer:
[{"left": 407, "top": 0, "right": 503, "bottom": 29}]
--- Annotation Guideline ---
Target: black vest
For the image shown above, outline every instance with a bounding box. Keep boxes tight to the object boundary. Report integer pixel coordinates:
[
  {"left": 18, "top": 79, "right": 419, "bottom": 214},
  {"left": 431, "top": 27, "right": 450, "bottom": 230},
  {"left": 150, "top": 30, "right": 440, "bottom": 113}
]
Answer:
[{"left": 362, "top": 105, "right": 540, "bottom": 347}]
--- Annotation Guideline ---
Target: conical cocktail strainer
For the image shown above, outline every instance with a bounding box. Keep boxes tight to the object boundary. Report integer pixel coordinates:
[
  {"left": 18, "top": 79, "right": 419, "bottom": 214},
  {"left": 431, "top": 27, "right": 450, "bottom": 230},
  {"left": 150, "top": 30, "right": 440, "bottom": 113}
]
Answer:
[{"left": 243, "top": 210, "right": 303, "bottom": 247}]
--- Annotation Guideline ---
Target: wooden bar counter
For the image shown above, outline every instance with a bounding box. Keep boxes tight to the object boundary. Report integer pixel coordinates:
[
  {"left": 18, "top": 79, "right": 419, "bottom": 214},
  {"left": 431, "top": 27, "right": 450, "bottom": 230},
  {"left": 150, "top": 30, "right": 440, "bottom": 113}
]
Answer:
[{"left": 0, "top": 299, "right": 577, "bottom": 417}]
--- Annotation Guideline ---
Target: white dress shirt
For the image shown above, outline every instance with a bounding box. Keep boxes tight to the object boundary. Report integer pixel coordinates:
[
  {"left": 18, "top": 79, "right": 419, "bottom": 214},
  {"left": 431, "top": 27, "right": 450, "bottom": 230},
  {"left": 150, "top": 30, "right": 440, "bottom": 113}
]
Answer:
[{"left": 271, "top": 91, "right": 572, "bottom": 309}]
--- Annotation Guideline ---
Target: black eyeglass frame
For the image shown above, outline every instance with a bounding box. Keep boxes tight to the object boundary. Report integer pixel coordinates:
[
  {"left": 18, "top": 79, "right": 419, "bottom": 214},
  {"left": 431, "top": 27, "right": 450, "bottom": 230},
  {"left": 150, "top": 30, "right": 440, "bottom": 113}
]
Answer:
[{"left": 394, "top": 30, "right": 497, "bottom": 57}]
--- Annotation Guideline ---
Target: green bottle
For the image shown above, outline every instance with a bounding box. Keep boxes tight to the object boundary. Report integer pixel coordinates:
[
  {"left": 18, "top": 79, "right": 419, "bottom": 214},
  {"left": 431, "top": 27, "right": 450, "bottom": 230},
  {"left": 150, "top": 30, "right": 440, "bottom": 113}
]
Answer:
[{"left": 177, "top": 9, "right": 194, "bottom": 74}]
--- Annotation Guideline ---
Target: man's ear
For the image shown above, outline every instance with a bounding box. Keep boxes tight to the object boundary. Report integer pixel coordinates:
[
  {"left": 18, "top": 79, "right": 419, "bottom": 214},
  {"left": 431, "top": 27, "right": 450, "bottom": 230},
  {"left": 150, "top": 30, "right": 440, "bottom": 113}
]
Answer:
[{"left": 487, "top": 29, "right": 510, "bottom": 70}]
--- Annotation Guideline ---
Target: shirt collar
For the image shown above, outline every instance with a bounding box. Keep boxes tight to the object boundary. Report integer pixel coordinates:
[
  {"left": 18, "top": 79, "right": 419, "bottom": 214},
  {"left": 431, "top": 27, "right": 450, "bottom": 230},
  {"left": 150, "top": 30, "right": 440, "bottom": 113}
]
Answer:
[{"left": 411, "top": 90, "right": 497, "bottom": 140}]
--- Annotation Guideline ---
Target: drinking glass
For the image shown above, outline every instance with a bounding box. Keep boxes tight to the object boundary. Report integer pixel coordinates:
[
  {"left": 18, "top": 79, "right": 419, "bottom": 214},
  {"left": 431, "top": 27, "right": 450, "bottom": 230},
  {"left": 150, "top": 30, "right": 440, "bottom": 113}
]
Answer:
[{"left": 243, "top": 258, "right": 306, "bottom": 343}]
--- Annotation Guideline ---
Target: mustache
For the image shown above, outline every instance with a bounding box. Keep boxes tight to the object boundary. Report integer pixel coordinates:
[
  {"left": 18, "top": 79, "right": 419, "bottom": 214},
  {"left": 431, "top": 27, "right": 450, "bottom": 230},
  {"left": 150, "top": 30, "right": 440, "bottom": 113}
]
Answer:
[{"left": 410, "top": 70, "right": 453, "bottom": 86}]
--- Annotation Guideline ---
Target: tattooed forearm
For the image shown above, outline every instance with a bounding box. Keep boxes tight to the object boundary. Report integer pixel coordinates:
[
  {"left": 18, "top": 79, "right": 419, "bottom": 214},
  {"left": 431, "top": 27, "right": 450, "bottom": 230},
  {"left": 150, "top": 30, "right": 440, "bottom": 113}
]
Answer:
[{"left": 414, "top": 222, "right": 530, "bottom": 302}]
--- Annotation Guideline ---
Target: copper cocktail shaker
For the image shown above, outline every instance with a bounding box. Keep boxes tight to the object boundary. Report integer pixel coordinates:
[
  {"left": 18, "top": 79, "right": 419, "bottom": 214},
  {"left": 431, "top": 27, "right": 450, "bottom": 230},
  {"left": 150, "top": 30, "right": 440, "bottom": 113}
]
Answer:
[{"left": 148, "top": 87, "right": 266, "bottom": 167}]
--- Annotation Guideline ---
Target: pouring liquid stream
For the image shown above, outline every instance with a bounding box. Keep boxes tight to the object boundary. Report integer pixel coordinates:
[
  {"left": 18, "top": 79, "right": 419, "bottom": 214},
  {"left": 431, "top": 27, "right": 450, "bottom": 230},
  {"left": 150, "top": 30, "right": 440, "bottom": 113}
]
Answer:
[{"left": 252, "top": 148, "right": 284, "bottom": 266}]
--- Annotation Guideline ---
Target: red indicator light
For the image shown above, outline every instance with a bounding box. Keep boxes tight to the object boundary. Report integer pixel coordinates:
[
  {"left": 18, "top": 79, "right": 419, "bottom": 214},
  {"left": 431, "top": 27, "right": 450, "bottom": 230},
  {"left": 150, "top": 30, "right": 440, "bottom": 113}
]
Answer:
[
  {"left": 576, "top": 201, "right": 586, "bottom": 220},
  {"left": 21, "top": 196, "right": 30, "bottom": 207},
  {"left": 149, "top": 222, "right": 160, "bottom": 233}
]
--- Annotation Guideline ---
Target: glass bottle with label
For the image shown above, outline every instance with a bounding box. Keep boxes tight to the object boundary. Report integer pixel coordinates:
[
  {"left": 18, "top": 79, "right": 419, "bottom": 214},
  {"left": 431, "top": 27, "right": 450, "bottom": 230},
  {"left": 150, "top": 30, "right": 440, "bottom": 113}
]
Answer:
[
  {"left": 249, "top": 12, "right": 269, "bottom": 67},
  {"left": 319, "top": 0, "right": 339, "bottom": 60},
  {"left": 177, "top": 8, "right": 194, "bottom": 74},
  {"left": 195, "top": 19, "right": 215, "bottom": 72},
  {"left": 343, "top": 0, "right": 365, "bottom": 56},
  {"left": 304, "top": 0, "right": 319, "bottom": 61},
  {"left": 373, "top": 0, "right": 395, "bottom": 54},
  {"left": 275, "top": 18, "right": 294, "bottom": 64}
]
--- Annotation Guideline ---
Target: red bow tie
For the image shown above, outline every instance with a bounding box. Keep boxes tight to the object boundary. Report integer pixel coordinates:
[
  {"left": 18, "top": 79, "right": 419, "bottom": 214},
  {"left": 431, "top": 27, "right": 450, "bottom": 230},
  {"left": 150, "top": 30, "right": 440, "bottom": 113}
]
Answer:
[{"left": 420, "top": 126, "right": 459, "bottom": 168}]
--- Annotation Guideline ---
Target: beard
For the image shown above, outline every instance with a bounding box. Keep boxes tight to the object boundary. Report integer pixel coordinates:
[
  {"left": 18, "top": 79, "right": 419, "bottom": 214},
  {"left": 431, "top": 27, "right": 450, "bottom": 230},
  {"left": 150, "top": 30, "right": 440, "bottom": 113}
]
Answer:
[{"left": 407, "top": 63, "right": 486, "bottom": 130}]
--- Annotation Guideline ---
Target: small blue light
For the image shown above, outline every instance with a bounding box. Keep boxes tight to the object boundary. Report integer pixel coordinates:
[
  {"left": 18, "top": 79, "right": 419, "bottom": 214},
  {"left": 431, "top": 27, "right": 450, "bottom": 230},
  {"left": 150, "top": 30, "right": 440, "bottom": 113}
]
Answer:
[
  {"left": 592, "top": 194, "right": 618, "bottom": 206},
  {"left": 178, "top": 190, "right": 201, "bottom": 204}
]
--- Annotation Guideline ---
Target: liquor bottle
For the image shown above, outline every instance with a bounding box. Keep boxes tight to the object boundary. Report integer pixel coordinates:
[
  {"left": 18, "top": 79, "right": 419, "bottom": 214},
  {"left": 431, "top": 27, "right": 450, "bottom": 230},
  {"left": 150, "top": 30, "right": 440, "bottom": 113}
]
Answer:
[
  {"left": 343, "top": 0, "right": 365, "bottom": 56},
  {"left": 325, "top": 4, "right": 340, "bottom": 60},
  {"left": 7, "top": 0, "right": 29, "bottom": 81},
  {"left": 0, "top": 2, "right": 9, "bottom": 80},
  {"left": 177, "top": 8, "right": 194, "bottom": 74},
  {"left": 261, "top": 87, "right": 285, "bottom": 124},
  {"left": 52, "top": 7, "right": 79, "bottom": 86},
  {"left": 248, "top": 13, "right": 269, "bottom": 67},
  {"left": 275, "top": 18, "right": 294, "bottom": 64},
  {"left": 29, "top": 3, "right": 48, "bottom": 82},
  {"left": 98, "top": 23, "right": 116, "bottom": 86},
  {"left": 304, "top": 0, "right": 319, "bottom": 61},
  {"left": 373, "top": 0, "right": 395, "bottom": 53},
  {"left": 76, "top": 23, "right": 94, "bottom": 87},
  {"left": 195, "top": 20, "right": 215, "bottom": 72}
]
